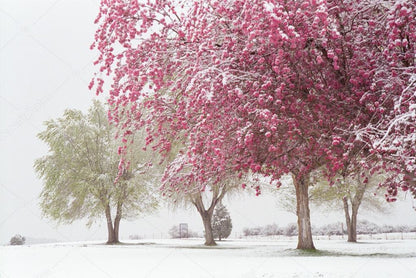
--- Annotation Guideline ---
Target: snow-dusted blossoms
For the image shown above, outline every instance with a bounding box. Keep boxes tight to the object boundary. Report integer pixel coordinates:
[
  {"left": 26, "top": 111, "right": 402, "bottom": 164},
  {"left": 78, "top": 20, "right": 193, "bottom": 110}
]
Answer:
[{"left": 91, "top": 0, "right": 416, "bottom": 200}]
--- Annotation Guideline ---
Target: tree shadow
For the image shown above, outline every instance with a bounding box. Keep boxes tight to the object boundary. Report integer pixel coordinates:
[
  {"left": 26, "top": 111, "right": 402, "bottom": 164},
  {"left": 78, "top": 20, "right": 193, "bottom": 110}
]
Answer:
[
  {"left": 280, "top": 248, "right": 416, "bottom": 258},
  {"left": 88, "top": 242, "right": 157, "bottom": 247},
  {"left": 166, "top": 244, "right": 249, "bottom": 250}
]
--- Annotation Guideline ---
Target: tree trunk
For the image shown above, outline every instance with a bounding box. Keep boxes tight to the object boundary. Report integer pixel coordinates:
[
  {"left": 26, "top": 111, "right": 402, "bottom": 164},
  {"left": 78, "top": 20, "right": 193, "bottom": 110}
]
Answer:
[
  {"left": 104, "top": 204, "right": 117, "bottom": 244},
  {"left": 346, "top": 212, "right": 358, "bottom": 242},
  {"left": 201, "top": 211, "right": 216, "bottom": 246},
  {"left": 349, "top": 209, "right": 358, "bottom": 242},
  {"left": 113, "top": 216, "right": 121, "bottom": 244},
  {"left": 112, "top": 201, "right": 122, "bottom": 244},
  {"left": 345, "top": 176, "right": 366, "bottom": 243},
  {"left": 191, "top": 188, "right": 227, "bottom": 246},
  {"left": 343, "top": 196, "right": 357, "bottom": 242},
  {"left": 293, "top": 174, "right": 315, "bottom": 250},
  {"left": 343, "top": 197, "right": 355, "bottom": 242}
]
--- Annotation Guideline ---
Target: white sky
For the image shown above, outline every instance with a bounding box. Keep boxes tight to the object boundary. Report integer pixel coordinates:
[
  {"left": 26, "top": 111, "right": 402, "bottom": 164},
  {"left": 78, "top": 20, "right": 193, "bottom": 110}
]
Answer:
[{"left": 0, "top": 0, "right": 415, "bottom": 245}]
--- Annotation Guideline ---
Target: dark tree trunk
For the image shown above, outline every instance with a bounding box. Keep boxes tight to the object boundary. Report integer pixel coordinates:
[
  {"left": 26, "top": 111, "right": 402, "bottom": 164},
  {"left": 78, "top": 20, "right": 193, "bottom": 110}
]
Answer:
[
  {"left": 104, "top": 204, "right": 117, "bottom": 244},
  {"left": 343, "top": 197, "right": 357, "bottom": 242},
  {"left": 345, "top": 208, "right": 358, "bottom": 243},
  {"left": 192, "top": 193, "right": 218, "bottom": 246},
  {"left": 344, "top": 176, "right": 366, "bottom": 243},
  {"left": 113, "top": 216, "right": 121, "bottom": 244},
  {"left": 201, "top": 211, "right": 216, "bottom": 246},
  {"left": 113, "top": 201, "right": 122, "bottom": 244},
  {"left": 192, "top": 187, "right": 227, "bottom": 246},
  {"left": 349, "top": 209, "right": 358, "bottom": 242},
  {"left": 343, "top": 197, "right": 355, "bottom": 242},
  {"left": 293, "top": 174, "right": 315, "bottom": 250}
]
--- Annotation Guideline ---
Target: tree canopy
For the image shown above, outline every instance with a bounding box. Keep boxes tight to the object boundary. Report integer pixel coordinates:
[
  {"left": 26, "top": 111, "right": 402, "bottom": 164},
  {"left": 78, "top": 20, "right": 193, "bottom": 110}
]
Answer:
[
  {"left": 34, "top": 100, "right": 158, "bottom": 243},
  {"left": 91, "top": 0, "right": 416, "bottom": 249}
]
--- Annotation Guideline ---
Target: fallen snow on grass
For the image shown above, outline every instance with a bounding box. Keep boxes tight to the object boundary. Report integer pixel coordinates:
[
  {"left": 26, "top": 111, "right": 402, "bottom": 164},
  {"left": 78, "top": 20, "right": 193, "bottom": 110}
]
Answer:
[{"left": 1, "top": 238, "right": 415, "bottom": 278}]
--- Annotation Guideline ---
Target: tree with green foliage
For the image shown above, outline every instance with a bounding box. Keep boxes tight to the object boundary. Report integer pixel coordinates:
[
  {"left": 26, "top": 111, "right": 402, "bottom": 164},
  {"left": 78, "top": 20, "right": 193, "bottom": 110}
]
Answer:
[
  {"left": 212, "top": 203, "right": 232, "bottom": 241},
  {"left": 34, "top": 100, "right": 158, "bottom": 244},
  {"left": 274, "top": 168, "right": 389, "bottom": 242},
  {"left": 309, "top": 169, "right": 390, "bottom": 242}
]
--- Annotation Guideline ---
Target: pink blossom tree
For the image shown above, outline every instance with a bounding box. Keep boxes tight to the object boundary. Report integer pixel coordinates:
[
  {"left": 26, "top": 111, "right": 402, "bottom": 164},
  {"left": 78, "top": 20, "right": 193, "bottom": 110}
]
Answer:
[
  {"left": 91, "top": 0, "right": 415, "bottom": 249},
  {"left": 354, "top": 0, "right": 416, "bottom": 201},
  {"left": 160, "top": 140, "right": 242, "bottom": 246}
]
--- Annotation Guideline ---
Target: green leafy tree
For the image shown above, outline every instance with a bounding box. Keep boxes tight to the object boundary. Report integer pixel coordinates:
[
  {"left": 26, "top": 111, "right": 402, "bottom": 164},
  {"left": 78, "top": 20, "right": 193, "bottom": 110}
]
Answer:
[
  {"left": 34, "top": 100, "right": 158, "bottom": 244},
  {"left": 212, "top": 203, "right": 232, "bottom": 241},
  {"left": 274, "top": 169, "right": 389, "bottom": 242},
  {"left": 309, "top": 170, "right": 390, "bottom": 242}
]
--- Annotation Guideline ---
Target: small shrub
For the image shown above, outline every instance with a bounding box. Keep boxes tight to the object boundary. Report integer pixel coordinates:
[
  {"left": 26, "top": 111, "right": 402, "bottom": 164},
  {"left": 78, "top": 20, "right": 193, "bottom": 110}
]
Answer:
[
  {"left": 10, "top": 234, "right": 25, "bottom": 245},
  {"left": 284, "top": 223, "right": 298, "bottom": 236},
  {"left": 128, "top": 234, "right": 142, "bottom": 240},
  {"left": 169, "top": 225, "right": 199, "bottom": 238}
]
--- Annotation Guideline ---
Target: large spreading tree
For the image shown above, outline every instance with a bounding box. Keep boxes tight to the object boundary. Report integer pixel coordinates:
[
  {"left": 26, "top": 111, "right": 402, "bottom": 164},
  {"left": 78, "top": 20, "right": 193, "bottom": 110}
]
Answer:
[
  {"left": 35, "top": 100, "right": 158, "bottom": 244},
  {"left": 91, "top": 0, "right": 415, "bottom": 249}
]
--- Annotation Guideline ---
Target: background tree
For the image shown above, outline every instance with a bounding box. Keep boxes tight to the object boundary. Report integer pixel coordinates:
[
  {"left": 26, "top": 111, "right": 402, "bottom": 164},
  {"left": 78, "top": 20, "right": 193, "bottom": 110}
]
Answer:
[
  {"left": 309, "top": 169, "right": 391, "bottom": 242},
  {"left": 274, "top": 169, "right": 390, "bottom": 242},
  {"left": 34, "top": 100, "right": 158, "bottom": 244},
  {"left": 157, "top": 130, "right": 242, "bottom": 246},
  {"left": 9, "top": 234, "right": 25, "bottom": 245},
  {"left": 212, "top": 202, "right": 232, "bottom": 241},
  {"left": 162, "top": 156, "right": 240, "bottom": 246},
  {"left": 168, "top": 225, "right": 181, "bottom": 239}
]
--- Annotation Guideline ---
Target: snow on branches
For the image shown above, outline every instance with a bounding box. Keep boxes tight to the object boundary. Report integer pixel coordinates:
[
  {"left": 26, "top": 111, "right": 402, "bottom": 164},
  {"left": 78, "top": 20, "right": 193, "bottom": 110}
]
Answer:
[
  {"left": 354, "top": 0, "right": 416, "bottom": 199},
  {"left": 91, "top": 0, "right": 416, "bottom": 200}
]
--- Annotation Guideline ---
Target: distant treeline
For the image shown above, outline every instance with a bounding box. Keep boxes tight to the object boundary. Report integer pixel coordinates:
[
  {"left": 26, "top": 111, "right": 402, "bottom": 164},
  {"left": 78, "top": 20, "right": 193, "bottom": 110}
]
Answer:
[{"left": 243, "top": 221, "right": 416, "bottom": 237}]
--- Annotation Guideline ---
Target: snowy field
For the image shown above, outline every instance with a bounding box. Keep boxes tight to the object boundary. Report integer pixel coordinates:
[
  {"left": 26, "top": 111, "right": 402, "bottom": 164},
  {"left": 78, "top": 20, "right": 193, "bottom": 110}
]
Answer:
[{"left": 1, "top": 238, "right": 415, "bottom": 278}]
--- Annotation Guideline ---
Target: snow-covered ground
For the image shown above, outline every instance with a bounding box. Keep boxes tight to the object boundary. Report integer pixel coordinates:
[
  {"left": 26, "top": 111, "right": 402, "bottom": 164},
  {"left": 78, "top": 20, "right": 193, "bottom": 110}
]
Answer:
[{"left": 1, "top": 238, "right": 415, "bottom": 278}]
